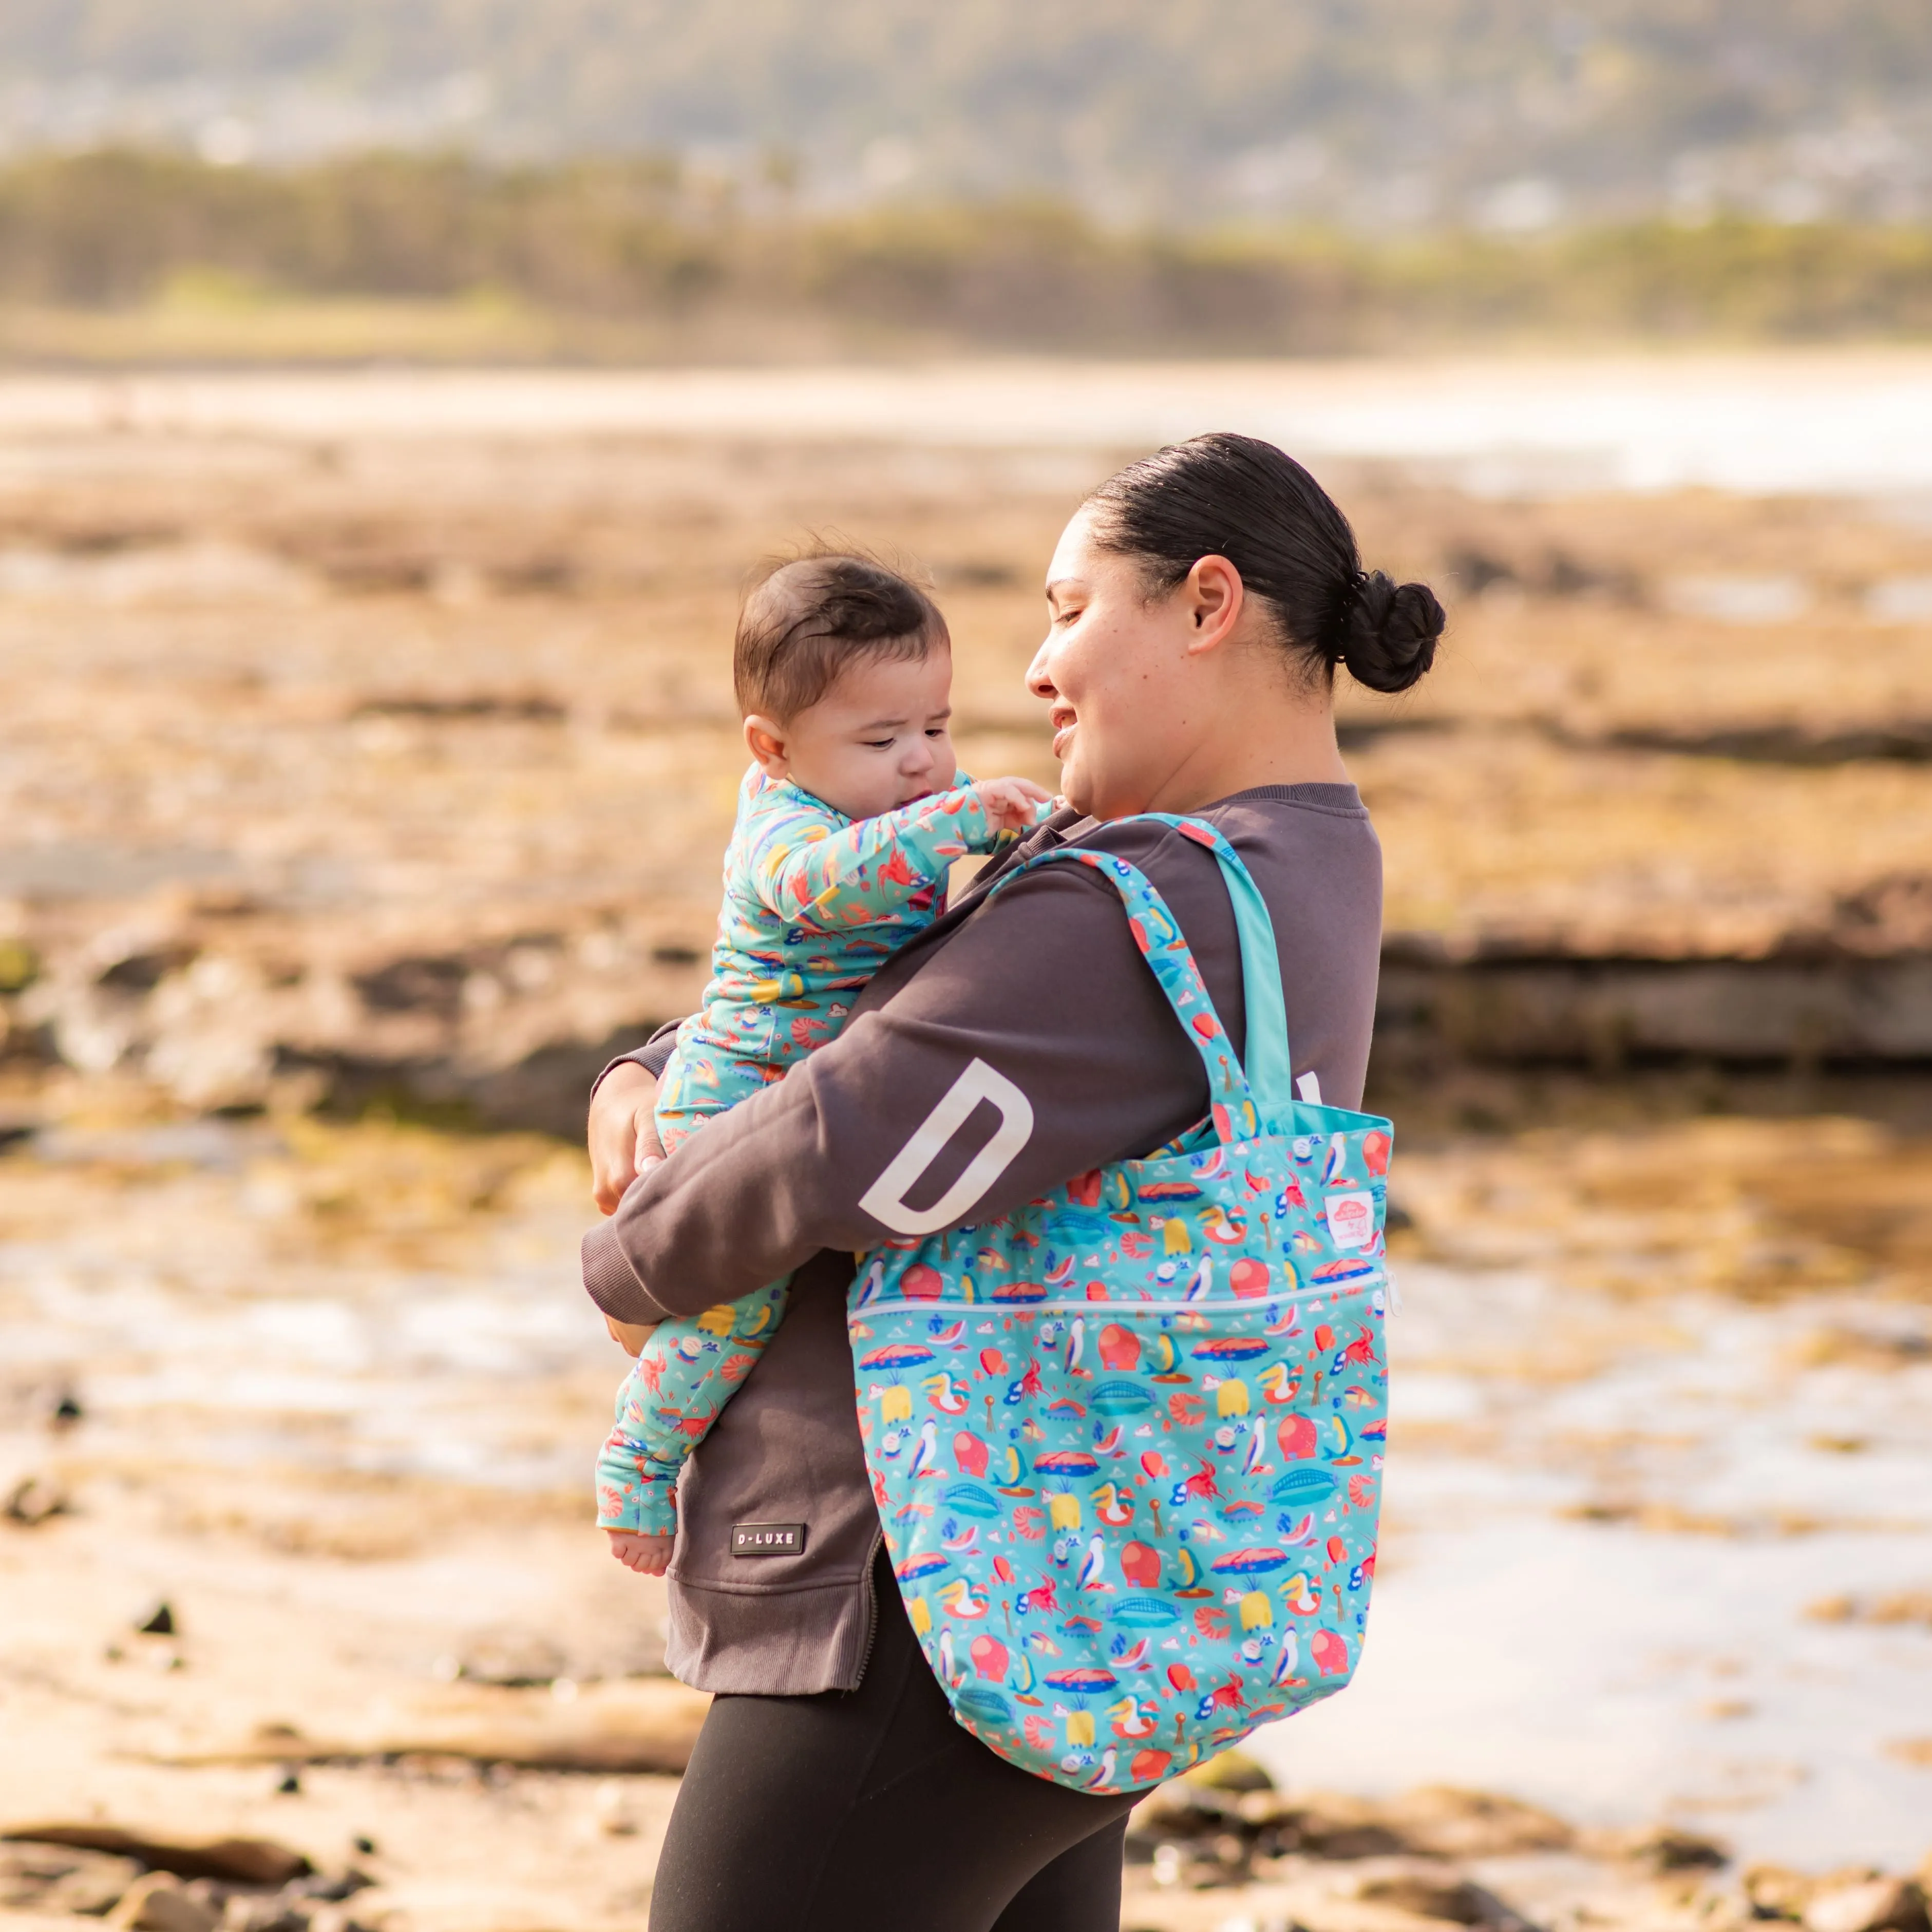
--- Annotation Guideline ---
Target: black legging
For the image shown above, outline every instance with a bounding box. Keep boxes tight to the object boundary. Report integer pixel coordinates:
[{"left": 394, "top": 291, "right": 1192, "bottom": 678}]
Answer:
[{"left": 648, "top": 1550, "right": 1138, "bottom": 1931}]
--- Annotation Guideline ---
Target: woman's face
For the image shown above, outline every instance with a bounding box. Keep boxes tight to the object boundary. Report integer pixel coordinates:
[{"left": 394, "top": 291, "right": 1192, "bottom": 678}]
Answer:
[{"left": 1028, "top": 505, "right": 1211, "bottom": 819}]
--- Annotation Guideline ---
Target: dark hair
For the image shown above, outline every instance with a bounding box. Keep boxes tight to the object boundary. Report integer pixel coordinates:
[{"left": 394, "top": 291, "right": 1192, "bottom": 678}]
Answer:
[
  {"left": 1084, "top": 432, "right": 1443, "bottom": 694},
  {"left": 734, "top": 551, "right": 948, "bottom": 720}
]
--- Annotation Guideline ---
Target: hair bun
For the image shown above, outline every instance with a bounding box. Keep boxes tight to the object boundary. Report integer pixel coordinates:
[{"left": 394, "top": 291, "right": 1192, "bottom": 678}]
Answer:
[{"left": 1340, "top": 571, "right": 1444, "bottom": 694}]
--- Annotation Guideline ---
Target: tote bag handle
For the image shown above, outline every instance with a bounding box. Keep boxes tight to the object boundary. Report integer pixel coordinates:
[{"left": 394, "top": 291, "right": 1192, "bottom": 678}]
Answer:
[{"left": 1137, "top": 816, "right": 1297, "bottom": 1123}]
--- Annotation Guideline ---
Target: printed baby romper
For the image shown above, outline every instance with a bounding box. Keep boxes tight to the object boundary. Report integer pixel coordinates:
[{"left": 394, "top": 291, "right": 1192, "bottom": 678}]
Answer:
[{"left": 595, "top": 767, "right": 1032, "bottom": 1536}]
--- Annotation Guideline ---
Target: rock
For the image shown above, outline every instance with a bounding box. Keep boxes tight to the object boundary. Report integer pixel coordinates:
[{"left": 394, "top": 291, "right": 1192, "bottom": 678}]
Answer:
[
  {"left": 134, "top": 1599, "right": 177, "bottom": 1636},
  {"left": 1387, "top": 1787, "right": 1575, "bottom": 1859},
  {"left": 285, "top": 1869, "right": 372, "bottom": 1903},
  {"left": 1133, "top": 1782, "right": 1245, "bottom": 1833},
  {"left": 1, "top": 1842, "right": 143, "bottom": 1914},
  {"left": 1185, "top": 1750, "right": 1275, "bottom": 1793},
  {"left": 3, "top": 1828, "right": 310, "bottom": 1888},
  {"left": 1124, "top": 1783, "right": 1263, "bottom": 1889},
  {"left": 1803, "top": 1877, "right": 1928, "bottom": 1932},
  {"left": 153, "top": 1676, "right": 711, "bottom": 1775},
  {"left": 1608, "top": 1825, "right": 1730, "bottom": 1872},
  {"left": 108, "top": 1873, "right": 221, "bottom": 1932},
  {"left": 1284, "top": 1795, "right": 1412, "bottom": 1861},
  {"left": 1749, "top": 1865, "right": 1823, "bottom": 1920},
  {"left": 221, "top": 1899, "right": 308, "bottom": 1932},
  {"left": 1354, "top": 1870, "right": 1509, "bottom": 1925},
  {"left": 307, "top": 1909, "right": 375, "bottom": 1932},
  {"left": 452, "top": 1626, "right": 570, "bottom": 1687},
  {"left": 2, "top": 1473, "right": 68, "bottom": 1525}
]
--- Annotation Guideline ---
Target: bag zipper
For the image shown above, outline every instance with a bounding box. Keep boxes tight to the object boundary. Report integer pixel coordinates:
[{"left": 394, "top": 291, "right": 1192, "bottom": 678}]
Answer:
[{"left": 851, "top": 1280, "right": 1384, "bottom": 1321}]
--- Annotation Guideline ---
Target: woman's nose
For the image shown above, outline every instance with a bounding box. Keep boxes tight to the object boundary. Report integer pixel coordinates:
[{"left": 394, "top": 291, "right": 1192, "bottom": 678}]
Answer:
[{"left": 1025, "top": 638, "right": 1056, "bottom": 700}]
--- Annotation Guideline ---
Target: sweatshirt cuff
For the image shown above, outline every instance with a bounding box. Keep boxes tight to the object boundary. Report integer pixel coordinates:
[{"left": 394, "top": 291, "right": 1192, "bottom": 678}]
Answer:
[
  {"left": 590, "top": 1021, "right": 683, "bottom": 1104},
  {"left": 582, "top": 1219, "right": 670, "bottom": 1324}
]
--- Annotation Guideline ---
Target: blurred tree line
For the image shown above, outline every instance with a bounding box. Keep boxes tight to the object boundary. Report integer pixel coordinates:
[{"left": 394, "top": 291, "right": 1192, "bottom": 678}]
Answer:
[
  {"left": 5, "top": 150, "right": 1932, "bottom": 354},
  {"left": 9, "top": 0, "right": 1932, "bottom": 227}
]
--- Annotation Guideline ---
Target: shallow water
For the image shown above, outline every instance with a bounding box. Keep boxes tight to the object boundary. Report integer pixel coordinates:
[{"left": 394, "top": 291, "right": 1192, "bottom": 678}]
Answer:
[
  {"left": 10, "top": 352, "right": 1932, "bottom": 496},
  {"left": 1257, "top": 1259, "right": 1932, "bottom": 1867},
  {"left": 4, "top": 1115, "right": 1926, "bottom": 1865}
]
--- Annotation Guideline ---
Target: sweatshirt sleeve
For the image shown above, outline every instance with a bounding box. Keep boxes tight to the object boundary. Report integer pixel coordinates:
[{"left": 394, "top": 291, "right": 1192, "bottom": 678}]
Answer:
[
  {"left": 581, "top": 823, "right": 1241, "bottom": 1322},
  {"left": 750, "top": 785, "right": 1007, "bottom": 928}
]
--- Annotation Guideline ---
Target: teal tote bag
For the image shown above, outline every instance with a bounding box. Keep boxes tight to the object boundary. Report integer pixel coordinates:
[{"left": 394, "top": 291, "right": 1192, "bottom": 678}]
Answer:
[{"left": 849, "top": 816, "right": 1392, "bottom": 1793}]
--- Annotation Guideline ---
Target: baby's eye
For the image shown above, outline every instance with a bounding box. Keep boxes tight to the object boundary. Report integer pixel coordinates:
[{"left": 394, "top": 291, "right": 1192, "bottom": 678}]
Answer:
[
  {"left": 924, "top": 727, "right": 948, "bottom": 738},
  {"left": 862, "top": 737, "right": 895, "bottom": 750}
]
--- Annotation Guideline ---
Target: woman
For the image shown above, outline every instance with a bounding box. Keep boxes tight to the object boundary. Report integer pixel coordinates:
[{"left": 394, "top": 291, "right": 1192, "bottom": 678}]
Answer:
[{"left": 583, "top": 432, "right": 1443, "bottom": 1931}]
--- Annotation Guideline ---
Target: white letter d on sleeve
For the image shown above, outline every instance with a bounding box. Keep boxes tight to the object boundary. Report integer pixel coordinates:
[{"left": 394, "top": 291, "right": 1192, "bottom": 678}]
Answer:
[{"left": 857, "top": 1058, "right": 1034, "bottom": 1236}]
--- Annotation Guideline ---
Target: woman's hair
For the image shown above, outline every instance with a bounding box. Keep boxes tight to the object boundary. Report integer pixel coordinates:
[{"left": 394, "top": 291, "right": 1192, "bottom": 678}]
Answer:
[
  {"left": 735, "top": 551, "right": 948, "bottom": 721},
  {"left": 1083, "top": 432, "right": 1444, "bottom": 694}
]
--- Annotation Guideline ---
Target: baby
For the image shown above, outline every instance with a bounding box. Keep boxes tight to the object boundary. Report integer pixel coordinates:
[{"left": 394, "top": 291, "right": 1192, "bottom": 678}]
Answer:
[{"left": 597, "top": 553, "right": 1051, "bottom": 1574}]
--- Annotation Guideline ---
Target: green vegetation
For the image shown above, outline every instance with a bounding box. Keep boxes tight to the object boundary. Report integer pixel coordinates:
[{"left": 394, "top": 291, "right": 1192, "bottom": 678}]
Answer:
[{"left": 5, "top": 151, "right": 1932, "bottom": 359}]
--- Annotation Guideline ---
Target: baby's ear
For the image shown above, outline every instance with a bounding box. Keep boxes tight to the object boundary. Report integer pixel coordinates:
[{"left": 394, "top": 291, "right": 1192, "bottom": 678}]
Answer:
[{"left": 743, "top": 714, "right": 790, "bottom": 778}]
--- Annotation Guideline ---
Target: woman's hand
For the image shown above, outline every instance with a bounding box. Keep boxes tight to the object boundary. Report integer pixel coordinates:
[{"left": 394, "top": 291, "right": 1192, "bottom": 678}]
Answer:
[{"left": 590, "top": 1061, "right": 666, "bottom": 1214}]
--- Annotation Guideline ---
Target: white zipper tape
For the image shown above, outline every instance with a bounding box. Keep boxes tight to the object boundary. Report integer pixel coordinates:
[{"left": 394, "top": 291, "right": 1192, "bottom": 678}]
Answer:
[{"left": 850, "top": 1279, "right": 1384, "bottom": 1322}]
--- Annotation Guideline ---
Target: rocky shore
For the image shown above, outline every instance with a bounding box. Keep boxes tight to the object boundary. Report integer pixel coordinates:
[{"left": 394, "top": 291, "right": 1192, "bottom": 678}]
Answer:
[
  {"left": 4, "top": 1745, "right": 1928, "bottom": 1932},
  {"left": 2, "top": 380, "right": 1929, "bottom": 1923},
  {"left": 2, "top": 393, "right": 1930, "bottom": 1135}
]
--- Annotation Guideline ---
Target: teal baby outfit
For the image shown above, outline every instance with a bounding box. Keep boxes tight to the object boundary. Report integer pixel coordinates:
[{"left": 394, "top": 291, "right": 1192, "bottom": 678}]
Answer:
[{"left": 596, "top": 766, "right": 1028, "bottom": 1535}]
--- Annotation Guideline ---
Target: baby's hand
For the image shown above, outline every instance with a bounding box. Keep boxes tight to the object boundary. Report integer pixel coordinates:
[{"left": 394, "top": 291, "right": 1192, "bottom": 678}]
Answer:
[
  {"left": 605, "top": 1314, "right": 660, "bottom": 1357},
  {"left": 970, "top": 776, "right": 1054, "bottom": 834},
  {"left": 607, "top": 1529, "right": 674, "bottom": 1575}
]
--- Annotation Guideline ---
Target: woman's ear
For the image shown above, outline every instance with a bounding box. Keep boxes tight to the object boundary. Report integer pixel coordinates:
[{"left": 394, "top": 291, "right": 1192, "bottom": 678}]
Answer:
[
  {"left": 1182, "top": 554, "right": 1245, "bottom": 656},
  {"left": 744, "top": 714, "right": 791, "bottom": 778}
]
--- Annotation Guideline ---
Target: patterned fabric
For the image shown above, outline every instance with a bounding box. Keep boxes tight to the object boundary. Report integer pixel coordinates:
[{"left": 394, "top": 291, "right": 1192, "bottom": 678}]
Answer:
[
  {"left": 596, "top": 1278, "right": 792, "bottom": 1533},
  {"left": 596, "top": 766, "right": 1025, "bottom": 1536},
  {"left": 849, "top": 820, "right": 1393, "bottom": 1794},
  {"left": 658, "top": 767, "right": 1009, "bottom": 1115}
]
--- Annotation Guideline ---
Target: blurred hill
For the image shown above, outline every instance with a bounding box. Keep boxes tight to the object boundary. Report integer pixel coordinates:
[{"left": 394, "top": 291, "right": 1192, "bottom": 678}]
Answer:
[{"left": 3, "top": 1, "right": 1932, "bottom": 229}]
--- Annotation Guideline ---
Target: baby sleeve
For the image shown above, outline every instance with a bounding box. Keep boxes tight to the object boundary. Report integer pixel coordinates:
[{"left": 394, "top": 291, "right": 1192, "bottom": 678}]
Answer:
[{"left": 749, "top": 785, "right": 1007, "bottom": 927}]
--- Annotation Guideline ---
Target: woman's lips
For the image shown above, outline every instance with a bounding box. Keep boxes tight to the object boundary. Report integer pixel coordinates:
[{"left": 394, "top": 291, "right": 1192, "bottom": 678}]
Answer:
[{"left": 1050, "top": 712, "right": 1077, "bottom": 760}]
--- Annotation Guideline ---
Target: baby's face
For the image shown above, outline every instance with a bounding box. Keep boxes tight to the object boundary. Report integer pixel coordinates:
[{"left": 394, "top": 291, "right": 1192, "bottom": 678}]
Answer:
[{"left": 755, "top": 646, "right": 959, "bottom": 820}]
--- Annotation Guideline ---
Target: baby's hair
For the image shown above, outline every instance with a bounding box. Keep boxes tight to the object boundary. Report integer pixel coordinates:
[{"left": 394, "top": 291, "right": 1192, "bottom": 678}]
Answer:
[{"left": 734, "top": 548, "right": 948, "bottom": 722}]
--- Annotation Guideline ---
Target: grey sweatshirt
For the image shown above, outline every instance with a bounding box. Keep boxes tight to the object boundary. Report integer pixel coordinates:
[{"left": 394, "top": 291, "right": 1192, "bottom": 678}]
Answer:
[{"left": 582, "top": 785, "right": 1382, "bottom": 1695}]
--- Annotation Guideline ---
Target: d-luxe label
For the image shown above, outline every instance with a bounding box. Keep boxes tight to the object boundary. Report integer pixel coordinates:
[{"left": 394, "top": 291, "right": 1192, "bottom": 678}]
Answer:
[{"left": 731, "top": 1521, "right": 806, "bottom": 1557}]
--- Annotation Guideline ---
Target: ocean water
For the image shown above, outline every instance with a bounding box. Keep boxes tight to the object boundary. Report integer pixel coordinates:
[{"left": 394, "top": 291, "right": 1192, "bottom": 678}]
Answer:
[{"left": 9, "top": 352, "right": 1932, "bottom": 498}]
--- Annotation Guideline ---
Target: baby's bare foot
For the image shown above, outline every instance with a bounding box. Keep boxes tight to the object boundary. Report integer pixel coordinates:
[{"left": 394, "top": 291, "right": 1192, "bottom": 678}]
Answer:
[{"left": 606, "top": 1529, "right": 673, "bottom": 1575}]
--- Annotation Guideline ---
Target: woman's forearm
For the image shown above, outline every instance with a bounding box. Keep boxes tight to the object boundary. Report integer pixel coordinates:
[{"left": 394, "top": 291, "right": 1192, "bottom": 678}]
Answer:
[{"left": 581, "top": 840, "right": 1237, "bottom": 1321}]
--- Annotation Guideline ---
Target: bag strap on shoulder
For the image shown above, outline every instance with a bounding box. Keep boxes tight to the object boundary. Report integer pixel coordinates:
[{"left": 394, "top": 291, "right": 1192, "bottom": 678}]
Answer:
[
  {"left": 1135, "top": 815, "right": 1295, "bottom": 1120},
  {"left": 975, "top": 814, "right": 1294, "bottom": 1141}
]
